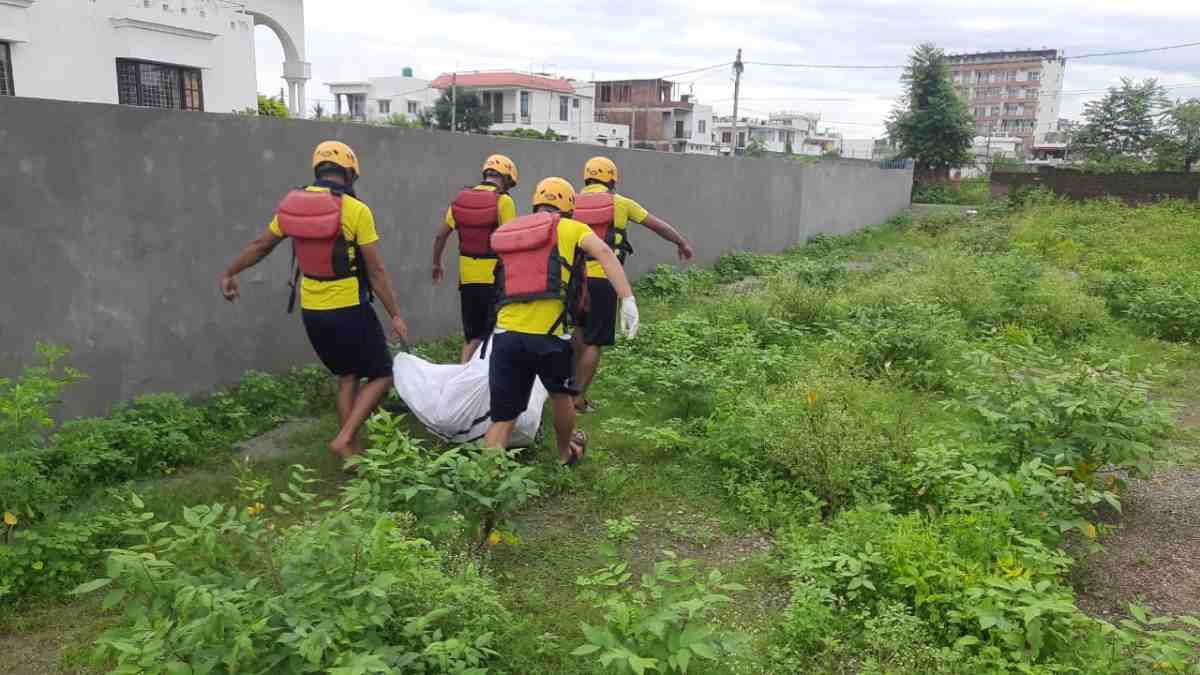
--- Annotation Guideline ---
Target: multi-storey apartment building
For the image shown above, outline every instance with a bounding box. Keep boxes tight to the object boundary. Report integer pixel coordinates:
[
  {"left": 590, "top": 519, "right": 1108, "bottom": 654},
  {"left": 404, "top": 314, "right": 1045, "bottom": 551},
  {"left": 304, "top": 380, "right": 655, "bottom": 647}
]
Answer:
[
  {"left": 946, "top": 49, "right": 1065, "bottom": 153},
  {"left": 592, "top": 78, "right": 704, "bottom": 153}
]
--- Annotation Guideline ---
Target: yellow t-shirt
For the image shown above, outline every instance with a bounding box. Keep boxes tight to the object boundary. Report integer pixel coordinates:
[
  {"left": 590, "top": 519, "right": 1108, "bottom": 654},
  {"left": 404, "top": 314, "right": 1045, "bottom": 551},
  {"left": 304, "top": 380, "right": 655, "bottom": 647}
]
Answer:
[
  {"left": 444, "top": 185, "right": 518, "bottom": 285},
  {"left": 496, "top": 217, "right": 593, "bottom": 336},
  {"left": 581, "top": 184, "right": 649, "bottom": 279},
  {"left": 269, "top": 186, "right": 379, "bottom": 311}
]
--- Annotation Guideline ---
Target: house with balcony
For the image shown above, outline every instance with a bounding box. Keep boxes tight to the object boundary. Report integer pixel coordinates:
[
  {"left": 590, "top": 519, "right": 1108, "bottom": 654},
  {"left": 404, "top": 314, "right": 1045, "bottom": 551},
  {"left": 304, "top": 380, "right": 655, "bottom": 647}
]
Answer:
[
  {"left": 430, "top": 71, "right": 594, "bottom": 142},
  {"left": 0, "top": 0, "right": 309, "bottom": 114},
  {"left": 713, "top": 117, "right": 800, "bottom": 155},
  {"left": 593, "top": 78, "right": 706, "bottom": 153},
  {"left": 325, "top": 70, "right": 436, "bottom": 122}
]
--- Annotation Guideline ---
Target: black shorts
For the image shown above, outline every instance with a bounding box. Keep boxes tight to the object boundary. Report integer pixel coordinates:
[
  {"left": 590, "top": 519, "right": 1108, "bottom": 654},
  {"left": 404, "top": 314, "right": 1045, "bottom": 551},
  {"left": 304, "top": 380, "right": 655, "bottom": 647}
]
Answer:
[
  {"left": 460, "top": 283, "right": 496, "bottom": 342},
  {"left": 578, "top": 278, "right": 618, "bottom": 347},
  {"left": 301, "top": 304, "right": 393, "bottom": 380},
  {"left": 488, "top": 332, "right": 576, "bottom": 422}
]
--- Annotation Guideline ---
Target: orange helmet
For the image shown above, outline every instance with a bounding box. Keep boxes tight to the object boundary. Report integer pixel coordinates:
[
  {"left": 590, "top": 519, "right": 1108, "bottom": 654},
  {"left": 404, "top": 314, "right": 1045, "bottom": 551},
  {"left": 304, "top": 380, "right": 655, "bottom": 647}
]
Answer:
[
  {"left": 312, "top": 141, "right": 360, "bottom": 178},
  {"left": 532, "top": 177, "right": 576, "bottom": 214},
  {"left": 583, "top": 156, "right": 618, "bottom": 184},
  {"left": 482, "top": 154, "right": 519, "bottom": 186}
]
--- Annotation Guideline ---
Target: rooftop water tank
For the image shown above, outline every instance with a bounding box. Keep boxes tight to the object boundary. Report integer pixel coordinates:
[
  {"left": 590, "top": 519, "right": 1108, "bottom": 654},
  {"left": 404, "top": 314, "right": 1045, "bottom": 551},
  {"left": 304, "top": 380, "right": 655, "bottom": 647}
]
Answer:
[{"left": 403, "top": 67, "right": 414, "bottom": 77}]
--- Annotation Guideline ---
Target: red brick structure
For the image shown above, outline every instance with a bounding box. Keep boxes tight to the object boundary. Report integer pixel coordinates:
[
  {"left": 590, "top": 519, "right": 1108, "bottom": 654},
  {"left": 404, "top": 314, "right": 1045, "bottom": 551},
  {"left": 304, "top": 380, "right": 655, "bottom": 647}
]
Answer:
[{"left": 593, "top": 78, "right": 693, "bottom": 152}]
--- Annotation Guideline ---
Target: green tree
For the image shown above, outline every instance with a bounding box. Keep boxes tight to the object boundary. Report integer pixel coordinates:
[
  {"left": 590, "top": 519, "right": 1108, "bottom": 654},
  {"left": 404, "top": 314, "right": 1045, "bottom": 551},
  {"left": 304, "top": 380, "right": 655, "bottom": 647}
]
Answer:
[
  {"left": 1155, "top": 99, "right": 1200, "bottom": 172},
  {"left": 886, "top": 43, "right": 974, "bottom": 181},
  {"left": 1073, "top": 78, "right": 1169, "bottom": 159},
  {"left": 744, "top": 138, "right": 768, "bottom": 158},
  {"left": 257, "top": 94, "right": 289, "bottom": 118},
  {"left": 434, "top": 90, "right": 492, "bottom": 133}
]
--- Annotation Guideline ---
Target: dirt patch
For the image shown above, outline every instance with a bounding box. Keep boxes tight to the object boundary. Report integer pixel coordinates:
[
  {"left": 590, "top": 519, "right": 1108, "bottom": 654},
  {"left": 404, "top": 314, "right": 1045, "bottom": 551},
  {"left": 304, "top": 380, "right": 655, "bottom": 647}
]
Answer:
[
  {"left": 0, "top": 597, "right": 108, "bottom": 675},
  {"left": 1076, "top": 469, "right": 1200, "bottom": 620},
  {"left": 233, "top": 418, "right": 321, "bottom": 462}
]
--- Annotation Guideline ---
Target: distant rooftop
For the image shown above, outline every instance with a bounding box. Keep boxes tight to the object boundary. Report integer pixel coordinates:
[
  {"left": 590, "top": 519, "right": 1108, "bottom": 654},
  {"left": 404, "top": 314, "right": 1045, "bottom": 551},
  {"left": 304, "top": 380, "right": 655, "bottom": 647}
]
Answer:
[
  {"left": 429, "top": 71, "right": 575, "bottom": 94},
  {"left": 947, "top": 49, "right": 1063, "bottom": 62}
]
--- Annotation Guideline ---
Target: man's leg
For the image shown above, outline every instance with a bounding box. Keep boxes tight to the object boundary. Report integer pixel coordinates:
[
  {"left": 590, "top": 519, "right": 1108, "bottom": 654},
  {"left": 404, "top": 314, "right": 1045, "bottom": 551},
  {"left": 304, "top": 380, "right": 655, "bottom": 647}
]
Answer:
[
  {"left": 573, "top": 278, "right": 617, "bottom": 409},
  {"left": 334, "top": 375, "right": 360, "bottom": 457},
  {"left": 329, "top": 375, "right": 393, "bottom": 457},
  {"left": 484, "top": 420, "right": 516, "bottom": 450},
  {"left": 461, "top": 338, "right": 483, "bottom": 364},
  {"left": 549, "top": 393, "right": 577, "bottom": 463},
  {"left": 573, "top": 344, "right": 603, "bottom": 403}
]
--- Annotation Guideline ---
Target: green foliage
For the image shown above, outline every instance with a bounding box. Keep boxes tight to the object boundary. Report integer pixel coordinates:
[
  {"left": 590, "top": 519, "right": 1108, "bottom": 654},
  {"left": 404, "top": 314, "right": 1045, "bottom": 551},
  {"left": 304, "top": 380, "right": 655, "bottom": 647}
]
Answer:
[
  {"left": 385, "top": 113, "right": 423, "bottom": 128},
  {"left": 1155, "top": 99, "right": 1200, "bottom": 172},
  {"left": 257, "top": 94, "right": 290, "bottom": 118},
  {"left": 572, "top": 552, "right": 745, "bottom": 674},
  {"left": 350, "top": 412, "right": 542, "bottom": 552},
  {"left": 1074, "top": 78, "right": 1170, "bottom": 160},
  {"left": 73, "top": 468, "right": 509, "bottom": 674},
  {"left": 743, "top": 138, "right": 768, "bottom": 158},
  {"left": 0, "top": 342, "right": 85, "bottom": 453},
  {"left": 912, "top": 179, "right": 990, "bottom": 205},
  {"left": 434, "top": 90, "right": 493, "bottom": 133},
  {"left": 887, "top": 44, "right": 975, "bottom": 176}
]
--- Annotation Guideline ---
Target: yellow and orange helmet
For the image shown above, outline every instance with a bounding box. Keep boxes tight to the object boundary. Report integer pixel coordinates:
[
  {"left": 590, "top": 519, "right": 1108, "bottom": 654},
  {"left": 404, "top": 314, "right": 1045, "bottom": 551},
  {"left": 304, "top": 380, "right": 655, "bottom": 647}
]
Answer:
[
  {"left": 532, "top": 177, "right": 576, "bottom": 214},
  {"left": 482, "top": 154, "right": 519, "bottom": 186},
  {"left": 312, "top": 140, "right": 360, "bottom": 178},
  {"left": 583, "top": 156, "right": 618, "bottom": 185}
]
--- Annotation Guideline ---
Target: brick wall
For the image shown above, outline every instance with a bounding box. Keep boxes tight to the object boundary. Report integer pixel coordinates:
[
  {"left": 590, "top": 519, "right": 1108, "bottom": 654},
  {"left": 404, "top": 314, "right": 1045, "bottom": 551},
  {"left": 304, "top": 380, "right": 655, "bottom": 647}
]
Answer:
[{"left": 992, "top": 167, "right": 1200, "bottom": 203}]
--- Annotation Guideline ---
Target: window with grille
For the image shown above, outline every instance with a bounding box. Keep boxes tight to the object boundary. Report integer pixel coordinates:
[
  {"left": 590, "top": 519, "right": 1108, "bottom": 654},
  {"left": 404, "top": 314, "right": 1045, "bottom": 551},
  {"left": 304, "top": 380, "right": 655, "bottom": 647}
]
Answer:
[
  {"left": 559, "top": 96, "right": 568, "bottom": 121},
  {"left": 407, "top": 100, "right": 418, "bottom": 114},
  {"left": 378, "top": 100, "right": 390, "bottom": 114},
  {"left": 0, "top": 43, "right": 13, "bottom": 96},
  {"left": 116, "top": 59, "right": 203, "bottom": 111}
]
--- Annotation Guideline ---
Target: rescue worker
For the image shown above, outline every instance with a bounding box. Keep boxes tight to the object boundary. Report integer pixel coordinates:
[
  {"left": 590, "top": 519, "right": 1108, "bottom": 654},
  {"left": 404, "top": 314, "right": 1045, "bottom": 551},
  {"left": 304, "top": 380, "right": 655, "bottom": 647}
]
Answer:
[
  {"left": 431, "top": 154, "right": 520, "bottom": 363},
  {"left": 484, "top": 177, "right": 639, "bottom": 465},
  {"left": 220, "top": 141, "right": 408, "bottom": 461},
  {"left": 571, "top": 156, "right": 694, "bottom": 412}
]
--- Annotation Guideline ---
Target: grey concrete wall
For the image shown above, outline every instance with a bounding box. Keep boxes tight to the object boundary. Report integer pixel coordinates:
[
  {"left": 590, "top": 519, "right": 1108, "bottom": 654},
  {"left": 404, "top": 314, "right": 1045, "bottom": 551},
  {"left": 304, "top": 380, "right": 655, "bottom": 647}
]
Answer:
[{"left": 0, "top": 96, "right": 912, "bottom": 416}]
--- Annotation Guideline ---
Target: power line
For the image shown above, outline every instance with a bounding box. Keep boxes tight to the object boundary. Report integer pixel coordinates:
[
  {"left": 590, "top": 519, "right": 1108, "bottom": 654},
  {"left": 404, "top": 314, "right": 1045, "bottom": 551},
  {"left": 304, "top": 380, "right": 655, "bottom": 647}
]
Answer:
[
  {"left": 658, "top": 62, "right": 734, "bottom": 80},
  {"left": 746, "top": 60, "right": 903, "bottom": 70},
  {"left": 1067, "top": 40, "right": 1200, "bottom": 61}
]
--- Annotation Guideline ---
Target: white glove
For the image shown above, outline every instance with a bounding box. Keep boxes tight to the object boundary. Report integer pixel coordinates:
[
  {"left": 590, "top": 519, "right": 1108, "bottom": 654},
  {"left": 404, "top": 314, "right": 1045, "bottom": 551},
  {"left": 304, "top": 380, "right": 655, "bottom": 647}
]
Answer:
[{"left": 620, "top": 296, "right": 640, "bottom": 340}]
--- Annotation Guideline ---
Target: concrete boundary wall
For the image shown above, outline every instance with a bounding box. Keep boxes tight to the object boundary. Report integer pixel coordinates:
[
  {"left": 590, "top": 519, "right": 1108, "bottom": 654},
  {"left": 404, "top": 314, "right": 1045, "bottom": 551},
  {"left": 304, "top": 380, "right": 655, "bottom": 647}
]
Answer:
[{"left": 0, "top": 97, "right": 912, "bottom": 416}]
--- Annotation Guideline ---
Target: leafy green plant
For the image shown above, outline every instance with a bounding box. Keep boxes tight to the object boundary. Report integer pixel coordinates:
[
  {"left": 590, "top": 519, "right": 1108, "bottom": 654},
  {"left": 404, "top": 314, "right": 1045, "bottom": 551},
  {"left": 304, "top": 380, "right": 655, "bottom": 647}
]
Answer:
[
  {"left": 0, "top": 342, "right": 84, "bottom": 453},
  {"left": 73, "top": 467, "right": 509, "bottom": 674},
  {"left": 573, "top": 552, "right": 746, "bottom": 674},
  {"left": 351, "top": 412, "right": 541, "bottom": 552}
]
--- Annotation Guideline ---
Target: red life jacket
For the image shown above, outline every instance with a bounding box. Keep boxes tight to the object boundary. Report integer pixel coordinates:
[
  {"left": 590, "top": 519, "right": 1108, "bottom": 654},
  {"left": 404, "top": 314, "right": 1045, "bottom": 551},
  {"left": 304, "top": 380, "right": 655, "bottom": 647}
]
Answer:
[
  {"left": 490, "top": 213, "right": 588, "bottom": 332},
  {"left": 574, "top": 191, "right": 617, "bottom": 247},
  {"left": 450, "top": 187, "right": 501, "bottom": 258},
  {"left": 276, "top": 188, "right": 362, "bottom": 313},
  {"left": 574, "top": 190, "right": 634, "bottom": 263}
]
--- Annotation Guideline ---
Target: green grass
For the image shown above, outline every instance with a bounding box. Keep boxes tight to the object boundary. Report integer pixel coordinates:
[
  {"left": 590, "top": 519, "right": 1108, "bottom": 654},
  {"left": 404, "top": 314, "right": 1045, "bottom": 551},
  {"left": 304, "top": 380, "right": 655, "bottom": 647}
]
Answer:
[{"left": 6, "top": 196, "right": 1200, "bottom": 673}]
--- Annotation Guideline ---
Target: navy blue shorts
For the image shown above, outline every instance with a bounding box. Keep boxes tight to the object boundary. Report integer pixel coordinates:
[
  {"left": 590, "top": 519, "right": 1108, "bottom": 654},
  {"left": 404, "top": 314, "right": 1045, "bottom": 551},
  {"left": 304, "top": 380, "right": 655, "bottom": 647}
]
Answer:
[
  {"left": 488, "top": 331, "right": 576, "bottom": 422},
  {"left": 460, "top": 283, "right": 496, "bottom": 342},
  {"left": 578, "top": 278, "right": 618, "bottom": 347},
  {"left": 301, "top": 304, "right": 393, "bottom": 380}
]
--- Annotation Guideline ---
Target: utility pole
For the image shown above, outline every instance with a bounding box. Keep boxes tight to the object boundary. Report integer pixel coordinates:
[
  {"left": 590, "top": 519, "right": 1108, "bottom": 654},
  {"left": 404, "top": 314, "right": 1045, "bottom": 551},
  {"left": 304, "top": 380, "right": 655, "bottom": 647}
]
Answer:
[
  {"left": 450, "top": 71, "right": 457, "bottom": 132},
  {"left": 730, "top": 48, "right": 743, "bottom": 156},
  {"left": 984, "top": 122, "right": 994, "bottom": 173}
]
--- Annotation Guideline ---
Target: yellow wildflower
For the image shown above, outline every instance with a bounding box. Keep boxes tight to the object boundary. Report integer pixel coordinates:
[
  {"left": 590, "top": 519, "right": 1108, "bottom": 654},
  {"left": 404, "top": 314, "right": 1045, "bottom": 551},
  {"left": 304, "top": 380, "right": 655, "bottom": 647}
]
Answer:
[
  {"left": 3, "top": 512, "right": 17, "bottom": 527},
  {"left": 805, "top": 391, "right": 818, "bottom": 406}
]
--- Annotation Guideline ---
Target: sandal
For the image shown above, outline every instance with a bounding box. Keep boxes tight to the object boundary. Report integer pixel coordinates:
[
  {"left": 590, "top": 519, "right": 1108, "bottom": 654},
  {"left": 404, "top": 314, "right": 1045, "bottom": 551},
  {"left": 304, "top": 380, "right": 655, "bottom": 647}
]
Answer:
[
  {"left": 563, "top": 430, "right": 588, "bottom": 467},
  {"left": 574, "top": 398, "right": 597, "bottom": 414}
]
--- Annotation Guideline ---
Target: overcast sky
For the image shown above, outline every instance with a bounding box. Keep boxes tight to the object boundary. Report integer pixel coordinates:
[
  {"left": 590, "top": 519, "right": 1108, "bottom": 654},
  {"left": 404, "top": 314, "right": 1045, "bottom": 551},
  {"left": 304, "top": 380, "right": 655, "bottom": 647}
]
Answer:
[{"left": 254, "top": 0, "right": 1200, "bottom": 139}]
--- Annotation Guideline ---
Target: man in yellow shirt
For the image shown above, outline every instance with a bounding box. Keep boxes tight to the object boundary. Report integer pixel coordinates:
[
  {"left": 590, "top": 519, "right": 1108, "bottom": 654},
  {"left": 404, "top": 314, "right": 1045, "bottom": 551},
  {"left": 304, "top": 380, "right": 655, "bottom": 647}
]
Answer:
[
  {"left": 220, "top": 141, "right": 409, "bottom": 461},
  {"left": 572, "top": 156, "right": 694, "bottom": 412},
  {"left": 484, "top": 177, "right": 640, "bottom": 465},
  {"left": 431, "top": 154, "right": 520, "bottom": 363}
]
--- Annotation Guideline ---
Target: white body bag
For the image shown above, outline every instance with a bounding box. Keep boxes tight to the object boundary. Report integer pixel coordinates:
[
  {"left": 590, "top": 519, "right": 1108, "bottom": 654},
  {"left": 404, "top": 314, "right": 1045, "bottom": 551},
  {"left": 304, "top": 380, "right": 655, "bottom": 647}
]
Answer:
[{"left": 392, "top": 340, "right": 548, "bottom": 447}]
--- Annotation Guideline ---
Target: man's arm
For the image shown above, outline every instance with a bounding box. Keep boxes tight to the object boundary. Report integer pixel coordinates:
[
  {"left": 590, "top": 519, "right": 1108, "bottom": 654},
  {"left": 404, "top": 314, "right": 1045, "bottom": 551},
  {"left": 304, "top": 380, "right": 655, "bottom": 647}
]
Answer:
[
  {"left": 359, "top": 243, "right": 409, "bottom": 340},
  {"left": 431, "top": 221, "right": 453, "bottom": 284},
  {"left": 220, "top": 229, "right": 283, "bottom": 301},
  {"left": 579, "top": 234, "right": 632, "bottom": 298},
  {"left": 639, "top": 213, "right": 695, "bottom": 261}
]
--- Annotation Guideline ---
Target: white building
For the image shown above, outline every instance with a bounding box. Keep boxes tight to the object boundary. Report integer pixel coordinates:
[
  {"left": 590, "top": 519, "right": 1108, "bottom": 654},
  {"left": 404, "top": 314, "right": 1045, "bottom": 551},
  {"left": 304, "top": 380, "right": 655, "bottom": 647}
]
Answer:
[
  {"left": 0, "top": 0, "right": 308, "bottom": 115},
  {"left": 839, "top": 139, "right": 876, "bottom": 160},
  {"left": 325, "top": 72, "right": 437, "bottom": 122},
  {"left": 429, "top": 71, "right": 591, "bottom": 141},
  {"left": 713, "top": 118, "right": 800, "bottom": 155},
  {"left": 769, "top": 111, "right": 821, "bottom": 137},
  {"left": 685, "top": 104, "right": 716, "bottom": 155},
  {"left": 947, "top": 49, "right": 1065, "bottom": 150}
]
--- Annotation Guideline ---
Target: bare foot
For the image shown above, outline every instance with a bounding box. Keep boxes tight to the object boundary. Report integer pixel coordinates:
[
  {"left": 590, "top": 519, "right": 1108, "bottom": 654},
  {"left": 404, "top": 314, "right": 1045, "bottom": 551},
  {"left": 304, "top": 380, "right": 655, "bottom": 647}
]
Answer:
[
  {"left": 329, "top": 436, "right": 353, "bottom": 459},
  {"left": 351, "top": 436, "right": 367, "bottom": 456}
]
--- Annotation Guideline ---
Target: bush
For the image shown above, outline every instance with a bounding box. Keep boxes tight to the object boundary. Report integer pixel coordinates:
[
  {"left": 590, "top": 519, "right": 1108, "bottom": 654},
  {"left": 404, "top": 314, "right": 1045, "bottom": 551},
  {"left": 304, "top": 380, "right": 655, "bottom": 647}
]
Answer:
[
  {"left": 912, "top": 179, "right": 990, "bottom": 206},
  {"left": 74, "top": 470, "right": 510, "bottom": 674}
]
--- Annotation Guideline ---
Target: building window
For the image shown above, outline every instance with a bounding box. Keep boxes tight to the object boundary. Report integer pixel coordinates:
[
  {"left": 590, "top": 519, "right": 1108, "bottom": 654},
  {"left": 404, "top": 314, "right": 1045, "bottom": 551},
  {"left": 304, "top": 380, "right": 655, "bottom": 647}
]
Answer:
[
  {"left": 519, "top": 91, "right": 530, "bottom": 119},
  {"left": 698, "top": 120, "right": 706, "bottom": 134},
  {"left": 559, "top": 95, "right": 568, "bottom": 122},
  {"left": 600, "top": 84, "right": 611, "bottom": 103},
  {"left": 378, "top": 100, "right": 390, "bottom": 114},
  {"left": 721, "top": 131, "right": 732, "bottom": 143},
  {"left": 1027, "top": 71, "right": 1041, "bottom": 81},
  {"left": 0, "top": 43, "right": 13, "bottom": 96},
  {"left": 407, "top": 100, "right": 419, "bottom": 114},
  {"left": 572, "top": 98, "right": 579, "bottom": 108},
  {"left": 116, "top": 59, "right": 203, "bottom": 111}
]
